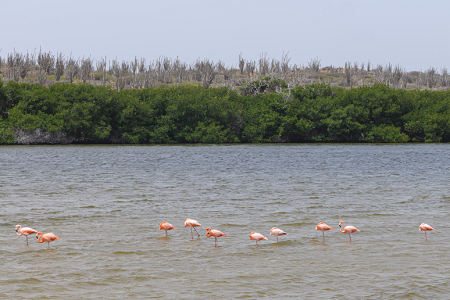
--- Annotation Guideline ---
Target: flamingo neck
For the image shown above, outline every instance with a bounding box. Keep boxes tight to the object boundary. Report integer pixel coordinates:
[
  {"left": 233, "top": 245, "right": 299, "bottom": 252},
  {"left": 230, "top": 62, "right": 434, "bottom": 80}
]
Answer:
[
  {"left": 339, "top": 223, "right": 345, "bottom": 233},
  {"left": 37, "top": 232, "right": 44, "bottom": 243},
  {"left": 16, "top": 225, "right": 22, "bottom": 236}
]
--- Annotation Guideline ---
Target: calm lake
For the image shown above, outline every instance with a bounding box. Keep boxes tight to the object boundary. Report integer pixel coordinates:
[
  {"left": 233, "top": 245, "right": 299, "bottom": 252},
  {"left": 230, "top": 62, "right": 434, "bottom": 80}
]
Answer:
[{"left": 1, "top": 144, "right": 449, "bottom": 299}]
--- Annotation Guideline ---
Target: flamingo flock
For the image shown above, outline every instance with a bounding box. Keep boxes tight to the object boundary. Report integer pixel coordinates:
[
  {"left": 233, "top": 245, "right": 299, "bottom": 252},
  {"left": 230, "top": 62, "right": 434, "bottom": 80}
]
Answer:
[{"left": 15, "top": 220, "right": 436, "bottom": 249}]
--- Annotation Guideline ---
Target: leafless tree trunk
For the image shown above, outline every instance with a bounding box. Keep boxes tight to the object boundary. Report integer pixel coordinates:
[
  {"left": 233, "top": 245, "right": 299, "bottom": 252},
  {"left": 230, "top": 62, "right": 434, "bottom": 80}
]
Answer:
[
  {"left": 80, "top": 57, "right": 93, "bottom": 83},
  {"left": 259, "top": 53, "right": 269, "bottom": 77},
  {"left": 245, "top": 60, "right": 256, "bottom": 77},
  {"left": 345, "top": 62, "right": 354, "bottom": 88},
  {"left": 239, "top": 53, "right": 245, "bottom": 75},
  {"left": 96, "top": 57, "right": 107, "bottom": 86},
  {"left": 194, "top": 59, "right": 215, "bottom": 88},
  {"left": 38, "top": 50, "right": 55, "bottom": 75},
  {"left": 440, "top": 68, "right": 449, "bottom": 88},
  {"left": 55, "top": 53, "right": 64, "bottom": 82},
  {"left": 65, "top": 57, "right": 79, "bottom": 84},
  {"left": 19, "top": 52, "right": 33, "bottom": 81},
  {"left": 392, "top": 65, "right": 403, "bottom": 88},
  {"left": 426, "top": 67, "right": 437, "bottom": 89},
  {"left": 37, "top": 66, "right": 46, "bottom": 85},
  {"left": 281, "top": 52, "right": 291, "bottom": 80},
  {"left": 308, "top": 57, "right": 321, "bottom": 72}
]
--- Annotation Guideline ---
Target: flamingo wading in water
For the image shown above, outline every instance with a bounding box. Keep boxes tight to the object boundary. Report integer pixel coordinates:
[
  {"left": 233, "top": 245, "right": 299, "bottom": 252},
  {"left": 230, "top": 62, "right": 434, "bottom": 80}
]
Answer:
[
  {"left": 159, "top": 222, "right": 177, "bottom": 236},
  {"left": 316, "top": 222, "right": 335, "bottom": 242},
  {"left": 36, "top": 232, "right": 61, "bottom": 249},
  {"left": 206, "top": 228, "right": 227, "bottom": 247},
  {"left": 269, "top": 227, "right": 286, "bottom": 243},
  {"left": 339, "top": 221, "right": 360, "bottom": 241},
  {"left": 249, "top": 232, "right": 268, "bottom": 247},
  {"left": 184, "top": 218, "right": 201, "bottom": 239},
  {"left": 419, "top": 223, "right": 435, "bottom": 241},
  {"left": 15, "top": 225, "right": 38, "bottom": 246}
]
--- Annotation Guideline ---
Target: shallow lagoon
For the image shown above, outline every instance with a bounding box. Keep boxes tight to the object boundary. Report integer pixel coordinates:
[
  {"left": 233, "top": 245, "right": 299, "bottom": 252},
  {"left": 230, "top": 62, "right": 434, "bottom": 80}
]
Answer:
[{"left": 1, "top": 144, "right": 449, "bottom": 298}]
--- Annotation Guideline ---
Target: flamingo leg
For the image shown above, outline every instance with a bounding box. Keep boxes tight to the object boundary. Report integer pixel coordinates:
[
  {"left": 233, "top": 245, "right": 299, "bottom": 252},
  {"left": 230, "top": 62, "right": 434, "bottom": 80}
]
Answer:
[
  {"left": 256, "top": 240, "right": 258, "bottom": 248},
  {"left": 323, "top": 231, "right": 325, "bottom": 242},
  {"left": 349, "top": 233, "right": 351, "bottom": 242},
  {"left": 425, "top": 231, "right": 427, "bottom": 241},
  {"left": 190, "top": 227, "right": 193, "bottom": 239},
  {"left": 193, "top": 227, "right": 200, "bottom": 238},
  {"left": 165, "top": 230, "right": 168, "bottom": 237},
  {"left": 26, "top": 235, "right": 29, "bottom": 246},
  {"left": 276, "top": 236, "right": 278, "bottom": 243},
  {"left": 48, "top": 242, "right": 50, "bottom": 249},
  {"left": 215, "top": 237, "right": 218, "bottom": 247}
]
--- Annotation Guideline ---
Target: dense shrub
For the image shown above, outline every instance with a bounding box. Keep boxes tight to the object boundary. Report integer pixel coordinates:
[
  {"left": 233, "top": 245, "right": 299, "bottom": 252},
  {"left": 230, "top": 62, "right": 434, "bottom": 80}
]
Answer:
[{"left": 0, "top": 80, "right": 449, "bottom": 144}]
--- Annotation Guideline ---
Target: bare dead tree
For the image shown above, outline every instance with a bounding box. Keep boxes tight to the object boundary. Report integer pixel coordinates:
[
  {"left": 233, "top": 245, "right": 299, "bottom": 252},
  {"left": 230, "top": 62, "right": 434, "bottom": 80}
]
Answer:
[
  {"left": 426, "top": 67, "right": 437, "bottom": 89},
  {"left": 96, "top": 57, "right": 107, "bottom": 86},
  {"left": 223, "top": 67, "right": 233, "bottom": 84},
  {"left": 402, "top": 72, "right": 412, "bottom": 89},
  {"left": 270, "top": 59, "right": 281, "bottom": 74},
  {"left": 37, "top": 66, "right": 46, "bottom": 85},
  {"left": 173, "top": 57, "right": 186, "bottom": 84},
  {"left": 139, "top": 58, "right": 146, "bottom": 74},
  {"left": 367, "top": 60, "right": 371, "bottom": 72},
  {"left": 111, "top": 59, "right": 123, "bottom": 91},
  {"left": 281, "top": 52, "right": 291, "bottom": 79},
  {"left": 130, "top": 56, "right": 139, "bottom": 88},
  {"left": 259, "top": 53, "right": 269, "bottom": 77},
  {"left": 392, "top": 65, "right": 403, "bottom": 88},
  {"left": 441, "top": 68, "right": 449, "bottom": 87},
  {"left": 308, "top": 57, "right": 321, "bottom": 72},
  {"left": 162, "top": 57, "right": 172, "bottom": 84},
  {"left": 245, "top": 60, "right": 256, "bottom": 77},
  {"left": 194, "top": 59, "right": 215, "bottom": 88},
  {"left": 55, "top": 53, "right": 64, "bottom": 81},
  {"left": 239, "top": 53, "right": 245, "bottom": 75},
  {"left": 65, "top": 57, "right": 79, "bottom": 84},
  {"left": 19, "top": 52, "right": 33, "bottom": 81},
  {"left": 38, "top": 50, "right": 55, "bottom": 75},
  {"left": 79, "top": 57, "right": 93, "bottom": 83},
  {"left": 345, "top": 62, "right": 355, "bottom": 88}
]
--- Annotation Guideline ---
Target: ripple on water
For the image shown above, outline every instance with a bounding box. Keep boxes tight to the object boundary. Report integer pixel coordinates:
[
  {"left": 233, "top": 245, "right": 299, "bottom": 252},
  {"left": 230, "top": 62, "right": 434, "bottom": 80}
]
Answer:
[{"left": 2, "top": 144, "right": 450, "bottom": 298}]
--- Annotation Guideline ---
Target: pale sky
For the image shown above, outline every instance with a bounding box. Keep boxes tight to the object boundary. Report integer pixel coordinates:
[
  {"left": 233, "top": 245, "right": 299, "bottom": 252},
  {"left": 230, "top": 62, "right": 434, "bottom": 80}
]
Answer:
[{"left": 2, "top": 0, "right": 449, "bottom": 72}]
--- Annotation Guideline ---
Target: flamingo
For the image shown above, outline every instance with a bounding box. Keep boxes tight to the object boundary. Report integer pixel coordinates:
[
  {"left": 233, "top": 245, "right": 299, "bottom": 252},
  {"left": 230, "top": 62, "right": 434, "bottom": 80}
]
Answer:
[
  {"left": 339, "top": 221, "right": 360, "bottom": 241},
  {"left": 269, "top": 227, "right": 286, "bottom": 243},
  {"left": 159, "top": 222, "right": 177, "bottom": 236},
  {"left": 36, "top": 232, "right": 61, "bottom": 249},
  {"left": 419, "top": 223, "right": 435, "bottom": 241},
  {"left": 315, "top": 222, "right": 335, "bottom": 242},
  {"left": 249, "top": 232, "right": 268, "bottom": 247},
  {"left": 184, "top": 218, "right": 201, "bottom": 239},
  {"left": 15, "top": 225, "right": 38, "bottom": 246},
  {"left": 206, "top": 228, "right": 227, "bottom": 247}
]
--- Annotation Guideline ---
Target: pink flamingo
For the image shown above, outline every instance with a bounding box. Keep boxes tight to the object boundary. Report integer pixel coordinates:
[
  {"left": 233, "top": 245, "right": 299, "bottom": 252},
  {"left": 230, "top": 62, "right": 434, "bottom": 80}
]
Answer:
[
  {"left": 339, "top": 221, "right": 360, "bottom": 241},
  {"left": 269, "top": 227, "right": 286, "bottom": 243},
  {"left": 36, "top": 232, "right": 61, "bottom": 249},
  {"left": 184, "top": 218, "right": 201, "bottom": 239},
  {"left": 159, "top": 222, "right": 177, "bottom": 236},
  {"left": 315, "top": 222, "right": 335, "bottom": 242},
  {"left": 206, "top": 228, "right": 227, "bottom": 247},
  {"left": 249, "top": 232, "right": 268, "bottom": 247},
  {"left": 15, "top": 225, "right": 38, "bottom": 246},
  {"left": 419, "top": 223, "right": 435, "bottom": 241}
]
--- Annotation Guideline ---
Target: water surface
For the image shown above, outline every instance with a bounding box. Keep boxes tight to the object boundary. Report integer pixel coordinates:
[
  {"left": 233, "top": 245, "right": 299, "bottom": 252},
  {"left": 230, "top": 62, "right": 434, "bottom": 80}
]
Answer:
[{"left": 1, "top": 144, "right": 449, "bottom": 298}]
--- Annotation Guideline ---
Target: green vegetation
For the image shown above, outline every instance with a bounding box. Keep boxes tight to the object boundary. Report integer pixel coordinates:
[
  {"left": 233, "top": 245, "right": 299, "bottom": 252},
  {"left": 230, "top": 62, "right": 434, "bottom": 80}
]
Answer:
[{"left": 0, "top": 79, "right": 449, "bottom": 144}]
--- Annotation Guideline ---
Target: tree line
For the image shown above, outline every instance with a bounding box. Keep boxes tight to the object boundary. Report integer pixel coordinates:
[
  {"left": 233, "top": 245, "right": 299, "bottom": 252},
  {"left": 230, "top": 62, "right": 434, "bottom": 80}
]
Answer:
[
  {"left": 0, "top": 79, "right": 449, "bottom": 144},
  {"left": 1, "top": 50, "right": 450, "bottom": 91}
]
